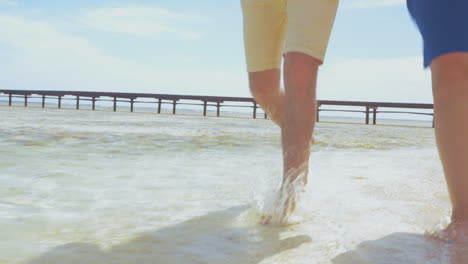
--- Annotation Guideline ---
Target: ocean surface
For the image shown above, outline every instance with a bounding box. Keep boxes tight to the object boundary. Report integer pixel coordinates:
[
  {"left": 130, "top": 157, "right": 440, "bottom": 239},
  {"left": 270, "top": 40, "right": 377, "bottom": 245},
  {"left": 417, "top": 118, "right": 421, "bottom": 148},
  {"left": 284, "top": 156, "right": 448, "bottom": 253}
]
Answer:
[{"left": 1, "top": 106, "right": 467, "bottom": 264}]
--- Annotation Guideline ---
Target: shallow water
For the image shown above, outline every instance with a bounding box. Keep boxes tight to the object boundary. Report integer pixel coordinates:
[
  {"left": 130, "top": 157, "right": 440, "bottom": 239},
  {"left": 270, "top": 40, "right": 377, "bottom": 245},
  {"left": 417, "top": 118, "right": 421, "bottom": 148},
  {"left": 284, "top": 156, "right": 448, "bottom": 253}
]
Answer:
[{"left": 1, "top": 106, "right": 466, "bottom": 264}]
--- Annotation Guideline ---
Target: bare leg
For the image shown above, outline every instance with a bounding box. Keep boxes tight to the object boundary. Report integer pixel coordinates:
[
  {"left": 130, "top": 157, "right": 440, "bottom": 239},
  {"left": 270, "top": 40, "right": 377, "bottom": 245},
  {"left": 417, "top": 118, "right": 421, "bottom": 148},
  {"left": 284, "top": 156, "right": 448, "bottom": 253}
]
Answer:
[
  {"left": 430, "top": 52, "right": 468, "bottom": 243},
  {"left": 262, "top": 52, "right": 320, "bottom": 224},
  {"left": 248, "top": 68, "right": 284, "bottom": 126},
  {"left": 282, "top": 52, "right": 319, "bottom": 183}
]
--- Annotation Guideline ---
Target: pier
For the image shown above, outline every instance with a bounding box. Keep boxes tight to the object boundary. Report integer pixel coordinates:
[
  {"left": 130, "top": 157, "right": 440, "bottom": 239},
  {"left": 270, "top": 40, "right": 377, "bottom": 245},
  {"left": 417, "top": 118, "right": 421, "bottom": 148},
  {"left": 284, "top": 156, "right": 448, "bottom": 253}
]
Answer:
[{"left": 0, "top": 89, "right": 434, "bottom": 126}]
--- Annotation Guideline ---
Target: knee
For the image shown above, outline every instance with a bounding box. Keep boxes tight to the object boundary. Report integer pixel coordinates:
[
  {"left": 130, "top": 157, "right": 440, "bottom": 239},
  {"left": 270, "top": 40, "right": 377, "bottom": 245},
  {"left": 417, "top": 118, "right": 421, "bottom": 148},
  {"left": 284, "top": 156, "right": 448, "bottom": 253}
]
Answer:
[
  {"left": 283, "top": 52, "right": 321, "bottom": 99},
  {"left": 431, "top": 53, "right": 468, "bottom": 100},
  {"left": 248, "top": 69, "right": 280, "bottom": 97}
]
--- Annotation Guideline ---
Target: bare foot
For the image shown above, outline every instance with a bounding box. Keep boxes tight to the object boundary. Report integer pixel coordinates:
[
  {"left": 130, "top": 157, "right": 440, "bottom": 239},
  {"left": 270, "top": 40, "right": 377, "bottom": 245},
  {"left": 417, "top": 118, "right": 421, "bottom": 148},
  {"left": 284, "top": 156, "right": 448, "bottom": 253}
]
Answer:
[
  {"left": 430, "top": 221, "right": 468, "bottom": 244},
  {"left": 260, "top": 214, "right": 275, "bottom": 225},
  {"left": 260, "top": 198, "right": 295, "bottom": 225},
  {"left": 260, "top": 181, "right": 300, "bottom": 226}
]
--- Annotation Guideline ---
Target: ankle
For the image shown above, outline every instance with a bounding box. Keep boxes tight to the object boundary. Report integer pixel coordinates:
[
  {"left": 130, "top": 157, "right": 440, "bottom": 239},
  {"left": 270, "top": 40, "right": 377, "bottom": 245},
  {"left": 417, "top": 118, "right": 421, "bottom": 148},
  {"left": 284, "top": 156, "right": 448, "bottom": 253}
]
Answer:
[{"left": 451, "top": 209, "right": 468, "bottom": 222}]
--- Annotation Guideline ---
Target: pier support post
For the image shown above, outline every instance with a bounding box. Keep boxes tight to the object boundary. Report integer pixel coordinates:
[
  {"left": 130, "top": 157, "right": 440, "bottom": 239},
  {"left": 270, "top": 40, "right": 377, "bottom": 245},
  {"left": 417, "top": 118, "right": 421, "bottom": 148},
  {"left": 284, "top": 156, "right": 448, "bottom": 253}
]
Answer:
[
  {"left": 92, "top": 97, "right": 96, "bottom": 110},
  {"left": 113, "top": 97, "right": 117, "bottom": 112},
  {"left": 203, "top": 101, "right": 207, "bottom": 116},
  {"left": 42, "top": 95, "right": 46, "bottom": 108},
  {"left": 157, "top": 98, "right": 162, "bottom": 114},
  {"left": 316, "top": 104, "right": 320, "bottom": 122},
  {"left": 216, "top": 102, "right": 221, "bottom": 117},
  {"left": 58, "top": 96, "right": 62, "bottom": 109},
  {"left": 365, "top": 106, "right": 370, "bottom": 125},
  {"left": 24, "top": 94, "right": 28, "bottom": 107},
  {"left": 130, "top": 98, "right": 134, "bottom": 112},
  {"left": 172, "top": 100, "right": 177, "bottom": 114},
  {"left": 372, "top": 107, "right": 377, "bottom": 125},
  {"left": 8, "top": 94, "right": 12, "bottom": 106},
  {"left": 253, "top": 103, "right": 257, "bottom": 119},
  {"left": 76, "top": 96, "right": 80, "bottom": 110}
]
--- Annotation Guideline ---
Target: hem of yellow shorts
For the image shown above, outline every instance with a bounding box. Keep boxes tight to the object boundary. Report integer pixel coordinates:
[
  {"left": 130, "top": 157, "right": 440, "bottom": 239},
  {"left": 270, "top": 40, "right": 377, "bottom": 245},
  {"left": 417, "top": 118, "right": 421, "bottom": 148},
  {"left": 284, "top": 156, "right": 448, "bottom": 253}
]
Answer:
[
  {"left": 246, "top": 61, "right": 282, "bottom": 73},
  {"left": 283, "top": 45, "right": 325, "bottom": 64}
]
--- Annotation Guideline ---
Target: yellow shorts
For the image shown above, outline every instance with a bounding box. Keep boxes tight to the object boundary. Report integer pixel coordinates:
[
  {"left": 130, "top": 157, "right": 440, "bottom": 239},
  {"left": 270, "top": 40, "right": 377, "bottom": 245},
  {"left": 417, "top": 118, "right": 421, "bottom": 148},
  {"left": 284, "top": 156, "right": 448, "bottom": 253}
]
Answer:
[{"left": 241, "top": 0, "right": 339, "bottom": 72}]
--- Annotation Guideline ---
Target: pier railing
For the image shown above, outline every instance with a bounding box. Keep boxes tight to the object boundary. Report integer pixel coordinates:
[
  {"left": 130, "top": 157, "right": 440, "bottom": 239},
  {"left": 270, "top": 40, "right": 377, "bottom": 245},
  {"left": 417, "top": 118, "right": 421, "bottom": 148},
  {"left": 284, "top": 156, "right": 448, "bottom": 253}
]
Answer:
[{"left": 0, "top": 89, "right": 434, "bottom": 126}]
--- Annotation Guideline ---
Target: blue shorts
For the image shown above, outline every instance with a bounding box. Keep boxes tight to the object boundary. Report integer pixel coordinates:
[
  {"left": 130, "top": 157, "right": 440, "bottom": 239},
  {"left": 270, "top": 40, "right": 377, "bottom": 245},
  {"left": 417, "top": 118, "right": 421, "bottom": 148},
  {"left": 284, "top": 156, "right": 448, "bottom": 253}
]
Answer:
[{"left": 407, "top": 0, "right": 468, "bottom": 68}]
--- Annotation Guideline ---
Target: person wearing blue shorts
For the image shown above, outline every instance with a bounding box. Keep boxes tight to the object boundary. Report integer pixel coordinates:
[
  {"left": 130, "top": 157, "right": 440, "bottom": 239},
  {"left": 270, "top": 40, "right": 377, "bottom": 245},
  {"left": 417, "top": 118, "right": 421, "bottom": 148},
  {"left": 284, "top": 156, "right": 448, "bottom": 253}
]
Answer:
[{"left": 408, "top": 0, "right": 468, "bottom": 243}]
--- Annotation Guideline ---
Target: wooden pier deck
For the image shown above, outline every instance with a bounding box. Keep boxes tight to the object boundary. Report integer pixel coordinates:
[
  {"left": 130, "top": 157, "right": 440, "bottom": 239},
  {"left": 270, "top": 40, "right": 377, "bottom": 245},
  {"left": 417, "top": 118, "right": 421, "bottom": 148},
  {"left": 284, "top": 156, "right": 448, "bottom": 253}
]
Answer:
[{"left": 0, "top": 89, "right": 434, "bottom": 126}]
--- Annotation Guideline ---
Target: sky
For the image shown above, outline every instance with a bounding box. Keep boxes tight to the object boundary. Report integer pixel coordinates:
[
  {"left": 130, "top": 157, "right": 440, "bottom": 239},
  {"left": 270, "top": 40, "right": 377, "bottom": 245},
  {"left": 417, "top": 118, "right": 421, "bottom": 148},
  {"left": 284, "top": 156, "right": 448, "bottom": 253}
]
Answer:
[{"left": 0, "top": 0, "right": 434, "bottom": 103}]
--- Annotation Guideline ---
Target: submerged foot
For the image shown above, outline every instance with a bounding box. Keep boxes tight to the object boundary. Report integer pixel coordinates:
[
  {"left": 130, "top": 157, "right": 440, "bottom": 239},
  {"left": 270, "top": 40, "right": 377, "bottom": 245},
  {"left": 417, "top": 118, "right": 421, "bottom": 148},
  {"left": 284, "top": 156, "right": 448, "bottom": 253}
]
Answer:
[
  {"left": 260, "top": 178, "right": 303, "bottom": 226},
  {"left": 430, "top": 221, "right": 468, "bottom": 244},
  {"left": 260, "top": 195, "right": 296, "bottom": 225}
]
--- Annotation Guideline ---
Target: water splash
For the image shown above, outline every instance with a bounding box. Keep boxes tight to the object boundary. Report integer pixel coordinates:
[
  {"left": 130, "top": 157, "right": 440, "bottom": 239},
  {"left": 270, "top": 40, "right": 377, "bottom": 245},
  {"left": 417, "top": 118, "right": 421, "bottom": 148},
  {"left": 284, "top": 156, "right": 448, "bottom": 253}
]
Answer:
[{"left": 256, "top": 168, "right": 307, "bottom": 226}]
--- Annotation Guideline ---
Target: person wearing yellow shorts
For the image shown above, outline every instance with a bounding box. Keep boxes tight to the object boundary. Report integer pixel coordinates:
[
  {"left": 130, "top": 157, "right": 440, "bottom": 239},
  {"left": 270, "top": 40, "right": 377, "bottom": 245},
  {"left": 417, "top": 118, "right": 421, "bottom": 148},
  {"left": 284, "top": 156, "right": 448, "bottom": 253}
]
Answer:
[{"left": 241, "top": 0, "right": 339, "bottom": 224}]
